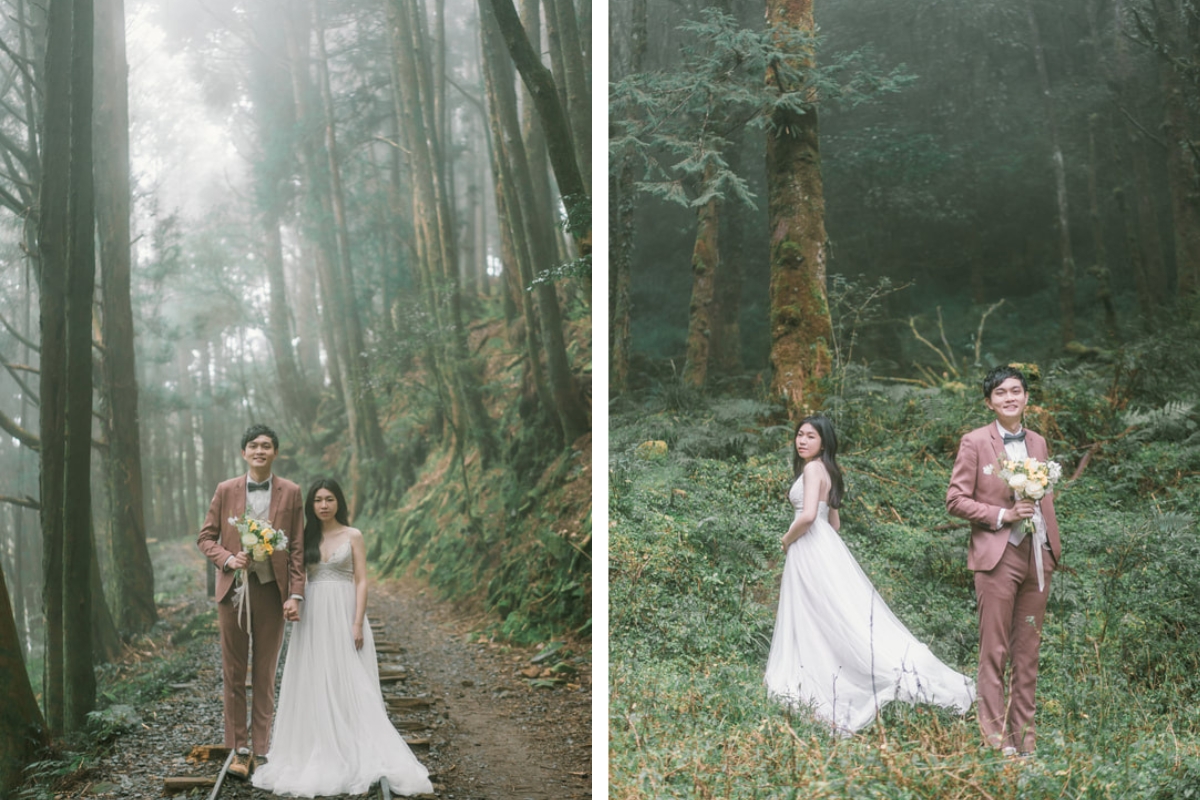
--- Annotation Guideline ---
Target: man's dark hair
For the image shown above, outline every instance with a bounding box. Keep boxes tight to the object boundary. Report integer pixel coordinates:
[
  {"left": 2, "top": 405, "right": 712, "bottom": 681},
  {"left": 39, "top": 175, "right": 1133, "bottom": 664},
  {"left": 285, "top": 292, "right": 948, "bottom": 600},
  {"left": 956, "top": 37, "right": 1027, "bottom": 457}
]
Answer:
[
  {"left": 982, "top": 365, "right": 1029, "bottom": 399},
  {"left": 241, "top": 423, "right": 280, "bottom": 451}
]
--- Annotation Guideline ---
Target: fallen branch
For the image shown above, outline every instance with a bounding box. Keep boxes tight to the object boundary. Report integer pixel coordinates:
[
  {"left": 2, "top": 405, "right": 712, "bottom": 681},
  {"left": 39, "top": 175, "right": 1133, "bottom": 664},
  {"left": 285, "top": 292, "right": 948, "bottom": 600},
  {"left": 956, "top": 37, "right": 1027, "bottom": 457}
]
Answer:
[
  {"left": 908, "top": 315, "right": 958, "bottom": 377},
  {"left": 0, "top": 494, "right": 39, "bottom": 510},
  {"left": 0, "top": 406, "right": 39, "bottom": 450},
  {"left": 1070, "top": 442, "right": 1101, "bottom": 482},
  {"left": 974, "top": 299, "right": 1005, "bottom": 366}
]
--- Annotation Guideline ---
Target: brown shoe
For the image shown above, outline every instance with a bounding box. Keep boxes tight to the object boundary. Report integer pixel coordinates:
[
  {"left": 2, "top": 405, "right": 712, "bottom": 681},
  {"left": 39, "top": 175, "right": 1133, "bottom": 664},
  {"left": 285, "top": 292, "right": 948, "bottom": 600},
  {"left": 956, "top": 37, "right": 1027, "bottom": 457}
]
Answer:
[{"left": 228, "top": 752, "right": 251, "bottom": 780}]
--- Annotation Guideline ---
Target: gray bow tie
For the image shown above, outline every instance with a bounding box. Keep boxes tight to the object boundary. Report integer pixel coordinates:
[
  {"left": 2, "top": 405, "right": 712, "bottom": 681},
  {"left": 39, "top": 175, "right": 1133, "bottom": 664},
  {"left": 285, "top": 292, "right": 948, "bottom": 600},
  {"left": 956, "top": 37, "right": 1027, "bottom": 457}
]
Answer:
[
  {"left": 248, "top": 480, "right": 271, "bottom": 492},
  {"left": 1002, "top": 431, "right": 1026, "bottom": 444}
]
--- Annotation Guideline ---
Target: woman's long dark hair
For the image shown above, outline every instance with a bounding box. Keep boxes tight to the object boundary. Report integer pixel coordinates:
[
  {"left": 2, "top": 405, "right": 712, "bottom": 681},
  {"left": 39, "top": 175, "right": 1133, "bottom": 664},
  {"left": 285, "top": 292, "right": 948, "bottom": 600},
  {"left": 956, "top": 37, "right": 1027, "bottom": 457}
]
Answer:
[
  {"left": 303, "top": 478, "right": 350, "bottom": 564},
  {"left": 791, "top": 415, "right": 845, "bottom": 509}
]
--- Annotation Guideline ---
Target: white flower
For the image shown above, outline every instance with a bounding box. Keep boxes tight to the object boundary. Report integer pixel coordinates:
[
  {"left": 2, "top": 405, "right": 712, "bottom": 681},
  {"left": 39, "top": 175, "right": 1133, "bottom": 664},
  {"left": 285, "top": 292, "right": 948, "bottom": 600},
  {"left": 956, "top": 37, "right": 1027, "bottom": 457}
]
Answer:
[
  {"left": 241, "top": 533, "right": 258, "bottom": 547},
  {"left": 228, "top": 517, "right": 237, "bottom": 526},
  {"left": 1024, "top": 482, "right": 1046, "bottom": 500},
  {"left": 1048, "top": 461, "right": 1063, "bottom": 482},
  {"left": 982, "top": 465, "right": 994, "bottom": 476},
  {"left": 1007, "top": 473, "right": 1028, "bottom": 491}
]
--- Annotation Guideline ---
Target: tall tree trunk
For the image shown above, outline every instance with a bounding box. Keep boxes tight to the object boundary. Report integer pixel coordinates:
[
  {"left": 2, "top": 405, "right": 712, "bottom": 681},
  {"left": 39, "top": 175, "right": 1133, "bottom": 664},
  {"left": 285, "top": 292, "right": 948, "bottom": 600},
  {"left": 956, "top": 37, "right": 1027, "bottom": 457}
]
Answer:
[
  {"left": 483, "top": 0, "right": 588, "bottom": 237},
  {"left": 713, "top": 132, "right": 745, "bottom": 376},
  {"left": 0, "top": 561, "right": 46, "bottom": 795},
  {"left": 1156, "top": 0, "right": 1200, "bottom": 297},
  {"left": 94, "top": 0, "right": 156, "bottom": 635},
  {"left": 1086, "top": 115, "right": 1118, "bottom": 340},
  {"left": 480, "top": 0, "right": 587, "bottom": 443},
  {"left": 391, "top": 0, "right": 500, "bottom": 464},
  {"left": 63, "top": 0, "right": 96, "bottom": 731},
  {"left": 608, "top": 0, "right": 644, "bottom": 396},
  {"left": 683, "top": 168, "right": 719, "bottom": 388},
  {"left": 765, "top": 0, "right": 832, "bottom": 419},
  {"left": 37, "top": 0, "right": 72, "bottom": 736},
  {"left": 481, "top": 12, "right": 559, "bottom": 441},
  {"left": 312, "top": 0, "right": 388, "bottom": 477},
  {"left": 544, "top": 0, "right": 590, "bottom": 191},
  {"left": 1027, "top": 0, "right": 1077, "bottom": 344}
]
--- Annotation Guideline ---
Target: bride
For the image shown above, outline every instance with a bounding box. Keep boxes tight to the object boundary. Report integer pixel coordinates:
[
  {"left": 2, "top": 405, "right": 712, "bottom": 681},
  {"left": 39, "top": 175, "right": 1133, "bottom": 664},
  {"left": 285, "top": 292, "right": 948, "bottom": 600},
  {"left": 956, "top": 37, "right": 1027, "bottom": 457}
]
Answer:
[
  {"left": 252, "top": 478, "right": 433, "bottom": 797},
  {"left": 764, "top": 415, "right": 975, "bottom": 733}
]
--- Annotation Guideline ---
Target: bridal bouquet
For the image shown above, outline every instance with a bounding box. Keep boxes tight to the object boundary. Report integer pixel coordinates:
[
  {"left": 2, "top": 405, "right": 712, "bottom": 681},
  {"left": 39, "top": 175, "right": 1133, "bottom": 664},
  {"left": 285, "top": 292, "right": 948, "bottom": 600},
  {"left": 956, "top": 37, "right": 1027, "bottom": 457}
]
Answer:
[
  {"left": 989, "top": 456, "right": 1062, "bottom": 533},
  {"left": 229, "top": 513, "right": 289, "bottom": 564},
  {"left": 227, "top": 514, "right": 288, "bottom": 629}
]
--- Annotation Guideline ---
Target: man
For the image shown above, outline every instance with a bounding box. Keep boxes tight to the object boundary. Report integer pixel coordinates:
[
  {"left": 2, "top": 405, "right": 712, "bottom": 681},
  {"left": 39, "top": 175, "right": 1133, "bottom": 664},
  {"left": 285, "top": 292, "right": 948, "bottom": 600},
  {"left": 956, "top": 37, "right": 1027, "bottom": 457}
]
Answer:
[
  {"left": 946, "top": 365, "right": 1062, "bottom": 757},
  {"left": 197, "top": 424, "right": 305, "bottom": 778}
]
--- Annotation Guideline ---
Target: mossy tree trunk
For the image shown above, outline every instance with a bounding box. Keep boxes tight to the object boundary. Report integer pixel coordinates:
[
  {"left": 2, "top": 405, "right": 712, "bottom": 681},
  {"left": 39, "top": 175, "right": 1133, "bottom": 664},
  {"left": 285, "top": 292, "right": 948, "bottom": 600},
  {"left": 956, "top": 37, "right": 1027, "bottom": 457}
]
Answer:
[
  {"left": 608, "top": 0, "right": 645, "bottom": 395},
  {"left": 683, "top": 165, "right": 720, "bottom": 388},
  {"left": 765, "top": 0, "right": 832, "bottom": 419}
]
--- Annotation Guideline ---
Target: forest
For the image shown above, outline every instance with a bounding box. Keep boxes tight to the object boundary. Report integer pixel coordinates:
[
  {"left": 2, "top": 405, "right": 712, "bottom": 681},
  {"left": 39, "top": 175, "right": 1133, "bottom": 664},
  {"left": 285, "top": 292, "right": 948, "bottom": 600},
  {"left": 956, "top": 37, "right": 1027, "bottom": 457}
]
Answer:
[
  {"left": 0, "top": 0, "right": 591, "bottom": 792},
  {"left": 609, "top": 0, "right": 1200, "bottom": 796}
]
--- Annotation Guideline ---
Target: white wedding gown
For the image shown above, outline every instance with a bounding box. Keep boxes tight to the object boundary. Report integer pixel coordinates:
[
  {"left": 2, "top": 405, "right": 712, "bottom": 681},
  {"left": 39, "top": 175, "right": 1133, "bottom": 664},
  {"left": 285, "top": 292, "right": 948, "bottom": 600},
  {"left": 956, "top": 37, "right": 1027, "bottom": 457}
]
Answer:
[
  {"left": 252, "top": 541, "right": 433, "bottom": 797},
  {"left": 764, "top": 479, "right": 975, "bottom": 732}
]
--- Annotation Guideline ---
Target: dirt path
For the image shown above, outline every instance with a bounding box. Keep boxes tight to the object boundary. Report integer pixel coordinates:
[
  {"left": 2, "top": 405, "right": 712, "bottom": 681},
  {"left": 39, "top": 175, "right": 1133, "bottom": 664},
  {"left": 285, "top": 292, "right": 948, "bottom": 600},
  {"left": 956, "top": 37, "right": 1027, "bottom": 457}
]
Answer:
[{"left": 33, "top": 570, "right": 591, "bottom": 799}]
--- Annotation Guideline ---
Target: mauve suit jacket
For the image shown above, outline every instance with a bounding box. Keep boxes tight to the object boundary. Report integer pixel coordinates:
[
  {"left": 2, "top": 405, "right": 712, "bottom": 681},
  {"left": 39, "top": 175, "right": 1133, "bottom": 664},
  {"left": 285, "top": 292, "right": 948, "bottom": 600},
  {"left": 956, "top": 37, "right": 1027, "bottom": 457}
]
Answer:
[
  {"left": 946, "top": 424, "right": 1062, "bottom": 573},
  {"left": 197, "top": 475, "right": 306, "bottom": 603}
]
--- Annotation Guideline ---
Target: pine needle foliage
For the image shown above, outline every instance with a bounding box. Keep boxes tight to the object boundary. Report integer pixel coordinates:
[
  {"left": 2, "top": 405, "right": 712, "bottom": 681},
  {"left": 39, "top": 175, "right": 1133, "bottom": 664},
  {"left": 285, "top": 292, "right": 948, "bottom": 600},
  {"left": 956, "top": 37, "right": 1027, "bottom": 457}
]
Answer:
[{"left": 609, "top": 10, "right": 913, "bottom": 212}]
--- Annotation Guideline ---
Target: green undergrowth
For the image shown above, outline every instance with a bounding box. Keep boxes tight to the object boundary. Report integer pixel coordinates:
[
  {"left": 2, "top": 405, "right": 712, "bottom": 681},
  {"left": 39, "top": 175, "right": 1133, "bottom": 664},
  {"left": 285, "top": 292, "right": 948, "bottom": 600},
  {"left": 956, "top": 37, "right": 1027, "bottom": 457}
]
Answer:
[
  {"left": 610, "top": 361, "right": 1200, "bottom": 798},
  {"left": 358, "top": 309, "right": 592, "bottom": 646}
]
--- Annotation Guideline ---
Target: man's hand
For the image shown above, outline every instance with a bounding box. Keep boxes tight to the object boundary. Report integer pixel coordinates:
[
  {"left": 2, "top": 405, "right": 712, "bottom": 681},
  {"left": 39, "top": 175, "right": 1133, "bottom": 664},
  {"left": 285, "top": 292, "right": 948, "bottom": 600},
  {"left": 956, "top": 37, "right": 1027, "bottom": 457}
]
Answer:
[
  {"left": 283, "top": 597, "right": 301, "bottom": 623},
  {"left": 1002, "top": 499, "right": 1036, "bottom": 524},
  {"left": 227, "top": 552, "right": 250, "bottom": 571}
]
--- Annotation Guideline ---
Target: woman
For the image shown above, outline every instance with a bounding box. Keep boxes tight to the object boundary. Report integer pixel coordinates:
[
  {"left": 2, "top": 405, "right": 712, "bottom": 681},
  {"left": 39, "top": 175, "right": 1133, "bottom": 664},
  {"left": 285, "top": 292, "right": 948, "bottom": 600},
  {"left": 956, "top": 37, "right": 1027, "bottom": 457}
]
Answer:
[
  {"left": 763, "top": 416, "right": 975, "bottom": 733},
  {"left": 252, "top": 478, "right": 433, "bottom": 797}
]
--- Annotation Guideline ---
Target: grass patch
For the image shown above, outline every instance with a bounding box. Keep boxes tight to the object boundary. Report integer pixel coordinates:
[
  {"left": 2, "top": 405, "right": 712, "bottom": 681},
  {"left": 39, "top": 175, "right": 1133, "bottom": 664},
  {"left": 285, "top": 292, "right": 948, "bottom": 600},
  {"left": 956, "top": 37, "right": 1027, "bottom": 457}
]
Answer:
[{"left": 611, "top": 364, "right": 1200, "bottom": 798}]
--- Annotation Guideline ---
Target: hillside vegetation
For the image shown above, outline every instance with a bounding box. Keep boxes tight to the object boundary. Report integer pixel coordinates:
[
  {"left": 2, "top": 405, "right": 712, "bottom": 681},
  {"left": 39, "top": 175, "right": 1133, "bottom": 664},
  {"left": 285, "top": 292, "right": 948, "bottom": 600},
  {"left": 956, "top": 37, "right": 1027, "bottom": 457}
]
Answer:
[{"left": 610, "top": 341, "right": 1200, "bottom": 798}]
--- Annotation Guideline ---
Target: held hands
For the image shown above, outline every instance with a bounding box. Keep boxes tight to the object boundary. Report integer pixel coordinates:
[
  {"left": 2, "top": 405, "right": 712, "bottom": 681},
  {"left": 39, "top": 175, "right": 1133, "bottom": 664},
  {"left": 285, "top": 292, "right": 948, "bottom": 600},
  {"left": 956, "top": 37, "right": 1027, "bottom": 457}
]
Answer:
[
  {"left": 283, "top": 597, "right": 302, "bottom": 623},
  {"left": 227, "top": 551, "right": 250, "bottom": 571},
  {"left": 1003, "top": 499, "right": 1036, "bottom": 525},
  {"left": 352, "top": 623, "right": 364, "bottom": 650}
]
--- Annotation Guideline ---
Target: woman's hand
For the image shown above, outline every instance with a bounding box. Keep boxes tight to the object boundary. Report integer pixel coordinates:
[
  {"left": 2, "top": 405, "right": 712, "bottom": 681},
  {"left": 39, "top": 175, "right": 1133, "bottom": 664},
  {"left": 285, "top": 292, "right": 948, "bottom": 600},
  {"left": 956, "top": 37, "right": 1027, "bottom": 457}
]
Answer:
[
  {"left": 352, "top": 623, "right": 364, "bottom": 650},
  {"left": 781, "top": 535, "right": 794, "bottom": 553}
]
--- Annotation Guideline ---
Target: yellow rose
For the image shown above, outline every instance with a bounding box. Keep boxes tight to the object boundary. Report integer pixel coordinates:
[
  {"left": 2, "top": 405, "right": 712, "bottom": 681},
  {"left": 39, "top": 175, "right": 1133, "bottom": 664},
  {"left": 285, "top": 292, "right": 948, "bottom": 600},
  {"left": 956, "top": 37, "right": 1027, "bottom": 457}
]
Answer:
[{"left": 252, "top": 544, "right": 268, "bottom": 561}]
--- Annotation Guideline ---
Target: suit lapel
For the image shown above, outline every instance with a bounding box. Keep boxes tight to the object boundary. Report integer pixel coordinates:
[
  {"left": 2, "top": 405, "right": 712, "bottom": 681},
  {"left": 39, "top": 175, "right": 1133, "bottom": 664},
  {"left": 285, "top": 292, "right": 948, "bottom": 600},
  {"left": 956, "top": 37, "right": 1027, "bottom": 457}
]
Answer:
[
  {"left": 985, "top": 424, "right": 1007, "bottom": 467},
  {"left": 267, "top": 476, "right": 282, "bottom": 528},
  {"left": 233, "top": 476, "right": 248, "bottom": 521}
]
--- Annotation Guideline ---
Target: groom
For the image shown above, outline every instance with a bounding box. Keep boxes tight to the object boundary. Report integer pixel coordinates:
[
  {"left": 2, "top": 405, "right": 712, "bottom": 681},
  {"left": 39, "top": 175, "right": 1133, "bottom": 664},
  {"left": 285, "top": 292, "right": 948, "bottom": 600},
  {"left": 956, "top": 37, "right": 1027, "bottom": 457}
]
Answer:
[
  {"left": 947, "top": 365, "right": 1062, "bottom": 757},
  {"left": 197, "top": 424, "right": 305, "bottom": 778}
]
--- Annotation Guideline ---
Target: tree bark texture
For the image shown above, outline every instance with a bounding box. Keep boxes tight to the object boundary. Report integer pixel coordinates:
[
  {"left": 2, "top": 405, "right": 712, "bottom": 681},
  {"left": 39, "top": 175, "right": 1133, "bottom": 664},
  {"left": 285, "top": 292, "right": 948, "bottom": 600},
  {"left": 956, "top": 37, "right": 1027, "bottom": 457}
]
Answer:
[
  {"left": 765, "top": 0, "right": 832, "bottom": 419},
  {"left": 683, "top": 172, "right": 719, "bottom": 388},
  {"left": 94, "top": 0, "right": 156, "bottom": 635},
  {"left": 483, "top": 0, "right": 588, "bottom": 234},
  {"left": 37, "top": 0, "right": 72, "bottom": 735},
  {"left": 63, "top": 0, "right": 97, "bottom": 730},
  {"left": 608, "top": 0, "right": 644, "bottom": 395},
  {"left": 1161, "top": 60, "right": 1200, "bottom": 296},
  {"left": 0, "top": 561, "right": 46, "bottom": 795}
]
